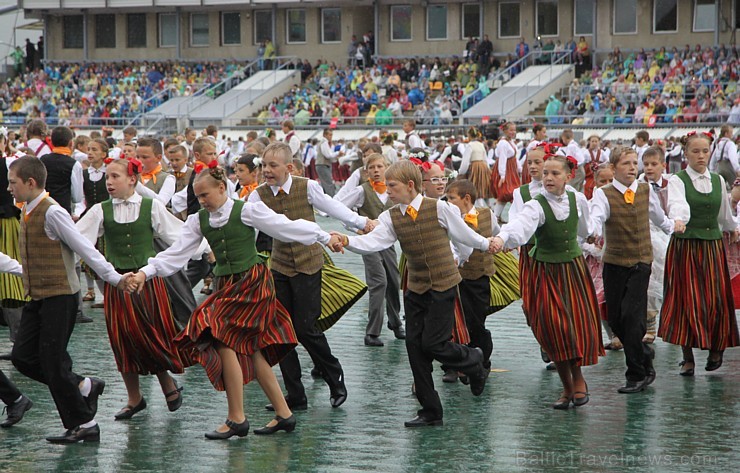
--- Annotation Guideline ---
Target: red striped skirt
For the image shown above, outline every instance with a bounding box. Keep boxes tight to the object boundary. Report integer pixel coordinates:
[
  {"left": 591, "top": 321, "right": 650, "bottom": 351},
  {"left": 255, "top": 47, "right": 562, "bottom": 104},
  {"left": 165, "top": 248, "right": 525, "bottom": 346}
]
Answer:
[
  {"left": 658, "top": 237, "right": 740, "bottom": 350},
  {"left": 104, "top": 277, "right": 194, "bottom": 375},
  {"left": 174, "top": 263, "right": 298, "bottom": 391},
  {"left": 583, "top": 164, "right": 595, "bottom": 200},
  {"left": 520, "top": 163, "right": 532, "bottom": 186},
  {"left": 518, "top": 244, "right": 534, "bottom": 323},
  {"left": 490, "top": 157, "right": 520, "bottom": 203},
  {"left": 523, "top": 256, "right": 604, "bottom": 366}
]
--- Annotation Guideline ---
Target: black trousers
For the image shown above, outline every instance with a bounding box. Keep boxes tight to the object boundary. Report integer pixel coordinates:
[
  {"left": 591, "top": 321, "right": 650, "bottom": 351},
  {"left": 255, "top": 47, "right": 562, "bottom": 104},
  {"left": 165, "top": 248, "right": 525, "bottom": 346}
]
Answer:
[
  {"left": 459, "top": 276, "right": 493, "bottom": 368},
  {"left": 404, "top": 287, "right": 483, "bottom": 420},
  {"left": 273, "top": 270, "right": 344, "bottom": 400},
  {"left": 12, "top": 294, "right": 93, "bottom": 429},
  {"left": 603, "top": 263, "right": 653, "bottom": 382},
  {"left": 0, "top": 369, "right": 21, "bottom": 406}
]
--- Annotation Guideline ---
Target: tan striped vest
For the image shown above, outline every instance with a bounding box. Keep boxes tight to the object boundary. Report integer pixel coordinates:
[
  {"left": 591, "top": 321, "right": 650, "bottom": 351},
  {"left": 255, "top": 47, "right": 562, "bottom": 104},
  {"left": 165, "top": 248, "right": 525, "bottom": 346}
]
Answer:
[
  {"left": 602, "top": 183, "right": 653, "bottom": 266},
  {"left": 459, "top": 207, "right": 496, "bottom": 280},
  {"left": 19, "top": 197, "right": 80, "bottom": 300},
  {"left": 390, "top": 197, "right": 462, "bottom": 293},
  {"left": 256, "top": 177, "right": 323, "bottom": 276},
  {"left": 357, "top": 182, "right": 393, "bottom": 219},
  {"left": 143, "top": 170, "right": 170, "bottom": 194}
]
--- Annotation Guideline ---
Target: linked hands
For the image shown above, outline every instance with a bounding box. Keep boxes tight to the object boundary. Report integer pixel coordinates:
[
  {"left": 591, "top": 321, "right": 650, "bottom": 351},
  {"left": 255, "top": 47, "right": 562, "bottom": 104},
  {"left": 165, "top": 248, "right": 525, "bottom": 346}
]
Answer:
[
  {"left": 327, "top": 231, "right": 348, "bottom": 253},
  {"left": 116, "top": 272, "right": 135, "bottom": 292},
  {"left": 118, "top": 272, "right": 147, "bottom": 294},
  {"left": 363, "top": 219, "right": 379, "bottom": 234},
  {"left": 488, "top": 236, "right": 505, "bottom": 254},
  {"left": 673, "top": 219, "right": 686, "bottom": 234}
]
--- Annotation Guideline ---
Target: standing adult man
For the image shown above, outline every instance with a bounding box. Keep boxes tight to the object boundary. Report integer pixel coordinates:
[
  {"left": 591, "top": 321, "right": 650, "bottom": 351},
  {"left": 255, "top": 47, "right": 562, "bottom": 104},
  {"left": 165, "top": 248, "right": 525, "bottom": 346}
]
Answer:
[{"left": 316, "top": 129, "right": 343, "bottom": 196}]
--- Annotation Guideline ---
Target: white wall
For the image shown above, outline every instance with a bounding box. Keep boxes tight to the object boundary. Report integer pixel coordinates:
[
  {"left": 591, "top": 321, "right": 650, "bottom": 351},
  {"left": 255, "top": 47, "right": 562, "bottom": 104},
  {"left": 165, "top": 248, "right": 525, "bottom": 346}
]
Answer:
[{"left": 0, "top": 1, "right": 40, "bottom": 72}]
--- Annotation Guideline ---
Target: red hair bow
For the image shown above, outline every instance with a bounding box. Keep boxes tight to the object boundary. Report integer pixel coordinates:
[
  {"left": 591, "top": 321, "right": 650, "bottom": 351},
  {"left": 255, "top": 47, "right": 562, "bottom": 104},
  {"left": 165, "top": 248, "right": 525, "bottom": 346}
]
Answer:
[
  {"left": 127, "top": 158, "right": 143, "bottom": 176},
  {"left": 409, "top": 157, "right": 423, "bottom": 166},
  {"left": 538, "top": 142, "right": 563, "bottom": 154},
  {"left": 194, "top": 160, "right": 218, "bottom": 174},
  {"left": 103, "top": 157, "right": 113, "bottom": 165},
  {"left": 566, "top": 155, "right": 578, "bottom": 168},
  {"left": 687, "top": 130, "right": 714, "bottom": 140},
  {"left": 420, "top": 161, "right": 445, "bottom": 172}
]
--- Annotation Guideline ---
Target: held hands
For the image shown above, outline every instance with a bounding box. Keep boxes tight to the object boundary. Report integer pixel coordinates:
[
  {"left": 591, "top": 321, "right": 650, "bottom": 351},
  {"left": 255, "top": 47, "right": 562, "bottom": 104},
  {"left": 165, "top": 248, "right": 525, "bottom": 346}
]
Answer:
[
  {"left": 673, "top": 220, "right": 686, "bottom": 234},
  {"left": 125, "top": 272, "right": 147, "bottom": 294},
  {"left": 488, "top": 236, "right": 505, "bottom": 254},
  {"left": 732, "top": 228, "right": 740, "bottom": 244},
  {"left": 363, "top": 219, "right": 379, "bottom": 234},
  {"left": 116, "top": 272, "right": 134, "bottom": 292},
  {"left": 327, "top": 231, "right": 347, "bottom": 253}
]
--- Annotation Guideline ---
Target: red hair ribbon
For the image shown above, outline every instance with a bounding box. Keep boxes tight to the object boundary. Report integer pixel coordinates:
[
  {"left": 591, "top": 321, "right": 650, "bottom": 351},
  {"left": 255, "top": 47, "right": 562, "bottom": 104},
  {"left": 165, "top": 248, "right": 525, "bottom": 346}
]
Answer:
[
  {"left": 103, "top": 157, "right": 113, "bottom": 165},
  {"left": 207, "top": 159, "right": 218, "bottom": 169},
  {"left": 538, "top": 142, "right": 563, "bottom": 154},
  {"left": 687, "top": 131, "right": 714, "bottom": 140},
  {"left": 566, "top": 155, "right": 578, "bottom": 168},
  {"left": 421, "top": 161, "right": 445, "bottom": 172},
  {"left": 409, "top": 157, "right": 423, "bottom": 166},
  {"left": 127, "top": 158, "right": 143, "bottom": 176},
  {"left": 543, "top": 153, "right": 557, "bottom": 161}
]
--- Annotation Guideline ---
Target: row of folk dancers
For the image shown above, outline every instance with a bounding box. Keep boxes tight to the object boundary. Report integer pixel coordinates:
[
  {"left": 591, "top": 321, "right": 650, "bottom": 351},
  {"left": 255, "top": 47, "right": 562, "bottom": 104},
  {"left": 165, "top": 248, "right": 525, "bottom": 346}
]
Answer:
[{"left": 0, "top": 130, "right": 738, "bottom": 443}]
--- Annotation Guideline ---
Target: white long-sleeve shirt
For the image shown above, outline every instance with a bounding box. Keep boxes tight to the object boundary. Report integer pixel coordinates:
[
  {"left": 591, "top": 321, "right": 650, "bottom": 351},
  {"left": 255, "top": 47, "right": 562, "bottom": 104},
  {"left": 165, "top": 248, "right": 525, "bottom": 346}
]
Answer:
[
  {"left": 135, "top": 174, "right": 177, "bottom": 206},
  {"left": 0, "top": 251, "right": 22, "bottom": 277},
  {"left": 498, "top": 190, "right": 592, "bottom": 248},
  {"left": 170, "top": 177, "right": 237, "bottom": 214},
  {"left": 459, "top": 141, "right": 487, "bottom": 176},
  {"left": 333, "top": 168, "right": 363, "bottom": 203},
  {"left": 345, "top": 193, "right": 490, "bottom": 255},
  {"left": 318, "top": 140, "right": 340, "bottom": 163},
  {"left": 335, "top": 183, "right": 388, "bottom": 210},
  {"left": 140, "top": 198, "right": 331, "bottom": 279},
  {"left": 510, "top": 180, "right": 578, "bottom": 222},
  {"left": 709, "top": 137, "right": 740, "bottom": 174},
  {"left": 590, "top": 180, "right": 675, "bottom": 238},
  {"left": 558, "top": 140, "right": 587, "bottom": 165},
  {"left": 495, "top": 139, "right": 518, "bottom": 177},
  {"left": 666, "top": 166, "right": 737, "bottom": 232},
  {"left": 248, "top": 175, "right": 368, "bottom": 231},
  {"left": 23, "top": 191, "right": 122, "bottom": 286}
]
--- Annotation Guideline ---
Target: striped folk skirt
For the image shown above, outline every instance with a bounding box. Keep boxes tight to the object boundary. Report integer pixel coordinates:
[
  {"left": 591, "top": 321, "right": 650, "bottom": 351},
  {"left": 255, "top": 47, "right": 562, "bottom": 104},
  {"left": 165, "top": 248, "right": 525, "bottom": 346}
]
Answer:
[
  {"left": 489, "top": 251, "right": 521, "bottom": 312},
  {"left": 489, "top": 158, "right": 520, "bottom": 203},
  {"left": 399, "top": 253, "right": 470, "bottom": 344},
  {"left": 520, "top": 163, "right": 532, "bottom": 186},
  {"left": 523, "top": 256, "right": 604, "bottom": 366},
  {"left": 318, "top": 251, "right": 368, "bottom": 331},
  {"left": 104, "top": 276, "right": 194, "bottom": 375},
  {"left": 658, "top": 237, "right": 740, "bottom": 350},
  {"left": 518, "top": 244, "right": 535, "bottom": 323},
  {"left": 0, "top": 217, "right": 28, "bottom": 306},
  {"left": 468, "top": 160, "right": 492, "bottom": 200},
  {"left": 174, "top": 263, "right": 298, "bottom": 391}
]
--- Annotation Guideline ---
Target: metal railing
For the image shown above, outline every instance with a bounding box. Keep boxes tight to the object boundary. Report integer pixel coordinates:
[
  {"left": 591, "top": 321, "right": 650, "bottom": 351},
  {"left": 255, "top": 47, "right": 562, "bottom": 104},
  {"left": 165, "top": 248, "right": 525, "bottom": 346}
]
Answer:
[{"left": 460, "top": 51, "right": 538, "bottom": 112}]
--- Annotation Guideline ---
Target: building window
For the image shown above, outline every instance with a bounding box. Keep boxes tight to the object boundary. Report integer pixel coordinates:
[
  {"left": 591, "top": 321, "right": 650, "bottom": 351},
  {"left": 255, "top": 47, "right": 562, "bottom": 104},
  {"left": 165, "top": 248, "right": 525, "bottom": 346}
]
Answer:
[
  {"left": 95, "top": 14, "right": 116, "bottom": 49},
  {"left": 536, "top": 0, "right": 558, "bottom": 37},
  {"left": 498, "top": 2, "right": 520, "bottom": 38},
  {"left": 654, "top": 0, "right": 678, "bottom": 32},
  {"left": 159, "top": 13, "right": 177, "bottom": 48},
  {"left": 62, "top": 15, "right": 84, "bottom": 49},
  {"left": 573, "top": 0, "right": 594, "bottom": 36},
  {"left": 694, "top": 0, "right": 716, "bottom": 32},
  {"left": 221, "top": 12, "right": 240, "bottom": 45},
  {"left": 127, "top": 13, "right": 147, "bottom": 48},
  {"left": 391, "top": 5, "right": 412, "bottom": 41},
  {"left": 613, "top": 0, "right": 637, "bottom": 34},
  {"left": 321, "top": 8, "right": 341, "bottom": 43},
  {"left": 426, "top": 5, "right": 447, "bottom": 41},
  {"left": 191, "top": 13, "right": 209, "bottom": 47},
  {"left": 254, "top": 10, "right": 273, "bottom": 45},
  {"left": 286, "top": 9, "right": 306, "bottom": 44},
  {"left": 461, "top": 3, "right": 481, "bottom": 39}
]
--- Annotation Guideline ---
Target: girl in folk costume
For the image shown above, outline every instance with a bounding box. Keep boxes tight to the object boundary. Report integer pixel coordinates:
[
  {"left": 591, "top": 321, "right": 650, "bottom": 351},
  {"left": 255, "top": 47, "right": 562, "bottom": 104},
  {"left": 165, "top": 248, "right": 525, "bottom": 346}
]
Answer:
[
  {"left": 521, "top": 124, "right": 549, "bottom": 185},
  {"left": 76, "top": 158, "right": 197, "bottom": 420},
  {"left": 490, "top": 122, "right": 521, "bottom": 220},
  {"left": 130, "top": 166, "right": 342, "bottom": 439},
  {"left": 0, "top": 127, "right": 28, "bottom": 349},
  {"left": 659, "top": 132, "right": 740, "bottom": 375},
  {"left": 80, "top": 139, "right": 110, "bottom": 306},
  {"left": 584, "top": 135, "right": 611, "bottom": 199},
  {"left": 458, "top": 127, "right": 491, "bottom": 206},
  {"left": 493, "top": 155, "right": 604, "bottom": 409}
]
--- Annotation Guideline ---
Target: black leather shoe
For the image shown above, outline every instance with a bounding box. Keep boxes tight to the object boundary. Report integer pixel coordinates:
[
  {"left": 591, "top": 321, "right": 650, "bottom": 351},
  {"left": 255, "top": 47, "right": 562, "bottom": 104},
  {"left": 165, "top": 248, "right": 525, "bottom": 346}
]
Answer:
[
  {"left": 441, "top": 369, "right": 458, "bottom": 383},
  {"left": 265, "top": 396, "right": 307, "bottom": 412},
  {"left": 0, "top": 352, "right": 12, "bottom": 361},
  {"left": 540, "top": 348, "right": 551, "bottom": 363},
  {"left": 165, "top": 379, "right": 183, "bottom": 412},
  {"left": 114, "top": 397, "right": 147, "bottom": 420},
  {"left": 85, "top": 378, "right": 105, "bottom": 417},
  {"left": 46, "top": 424, "right": 100, "bottom": 443},
  {"left": 404, "top": 415, "right": 443, "bottom": 427},
  {"left": 253, "top": 415, "right": 296, "bottom": 435},
  {"left": 1, "top": 395, "right": 33, "bottom": 428},
  {"left": 705, "top": 352, "right": 724, "bottom": 371},
  {"left": 391, "top": 326, "right": 406, "bottom": 340},
  {"left": 205, "top": 418, "right": 249, "bottom": 440},
  {"left": 330, "top": 383, "right": 347, "bottom": 408},
  {"left": 364, "top": 335, "right": 384, "bottom": 347},
  {"left": 644, "top": 367, "right": 656, "bottom": 386},
  {"left": 469, "top": 365, "right": 488, "bottom": 397},
  {"left": 679, "top": 360, "right": 695, "bottom": 376},
  {"left": 76, "top": 314, "right": 93, "bottom": 324},
  {"left": 572, "top": 391, "right": 589, "bottom": 407},
  {"left": 552, "top": 394, "right": 572, "bottom": 410},
  {"left": 617, "top": 379, "right": 647, "bottom": 394},
  {"left": 545, "top": 362, "right": 557, "bottom": 371}
]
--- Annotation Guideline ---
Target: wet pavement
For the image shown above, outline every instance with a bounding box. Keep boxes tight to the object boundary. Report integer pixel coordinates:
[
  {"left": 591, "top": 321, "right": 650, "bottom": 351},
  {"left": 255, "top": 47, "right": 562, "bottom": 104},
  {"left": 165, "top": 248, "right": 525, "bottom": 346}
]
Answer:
[{"left": 0, "top": 216, "right": 738, "bottom": 472}]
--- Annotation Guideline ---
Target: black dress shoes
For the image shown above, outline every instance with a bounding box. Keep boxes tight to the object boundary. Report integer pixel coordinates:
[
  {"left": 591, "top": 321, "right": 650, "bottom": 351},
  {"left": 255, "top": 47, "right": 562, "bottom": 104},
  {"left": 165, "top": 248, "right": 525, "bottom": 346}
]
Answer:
[
  {"left": 469, "top": 366, "right": 488, "bottom": 397},
  {"left": 617, "top": 379, "right": 647, "bottom": 394},
  {"left": 552, "top": 394, "right": 572, "bottom": 410},
  {"left": 364, "top": 335, "right": 384, "bottom": 347},
  {"left": 404, "top": 416, "right": 443, "bottom": 428},
  {"left": 330, "top": 384, "right": 347, "bottom": 408},
  {"left": 205, "top": 418, "right": 250, "bottom": 440},
  {"left": 441, "top": 369, "right": 458, "bottom": 383},
  {"left": 46, "top": 424, "right": 100, "bottom": 443},
  {"left": 1, "top": 395, "right": 33, "bottom": 428},
  {"left": 114, "top": 397, "right": 147, "bottom": 420},
  {"left": 644, "top": 367, "right": 656, "bottom": 386},
  {"left": 705, "top": 352, "right": 724, "bottom": 371},
  {"left": 253, "top": 415, "right": 297, "bottom": 435},
  {"left": 165, "top": 379, "right": 184, "bottom": 412},
  {"left": 76, "top": 313, "right": 93, "bottom": 324},
  {"left": 391, "top": 326, "right": 406, "bottom": 340},
  {"left": 265, "top": 396, "right": 307, "bottom": 412},
  {"left": 85, "top": 378, "right": 105, "bottom": 417}
]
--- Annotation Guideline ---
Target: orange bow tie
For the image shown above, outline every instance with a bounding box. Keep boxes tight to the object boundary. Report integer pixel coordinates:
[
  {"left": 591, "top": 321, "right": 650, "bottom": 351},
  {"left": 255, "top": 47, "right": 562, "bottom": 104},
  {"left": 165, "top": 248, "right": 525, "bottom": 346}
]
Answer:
[
  {"left": 277, "top": 188, "right": 286, "bottom": 195},
  {"left": 239, "top": 183, "right": 258, "bottom": 199},
  {"left": 624, "top": 188, "right": 635, "bottom": 205},
  {"left": 406, "top": 206, "right": 418, "bottom": 221},
  {"left": 370, "top": 180, "right": 387, "bottom": 194},
  {"left": 173, "top": 171, "right": 187, "bottom": 179},
  {"left": 464, "top": 211, "right": 478, "bottom": 229},
  {"left": 141, "top": 165, "right": 162, "bottom": 184}
]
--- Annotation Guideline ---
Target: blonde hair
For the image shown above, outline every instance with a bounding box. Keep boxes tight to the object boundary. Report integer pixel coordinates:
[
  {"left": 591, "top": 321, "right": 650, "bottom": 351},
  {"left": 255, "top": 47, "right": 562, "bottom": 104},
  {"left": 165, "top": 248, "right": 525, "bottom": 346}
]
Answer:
[{"left": 385, "top": 160, "right": 422, "bottom": 193}]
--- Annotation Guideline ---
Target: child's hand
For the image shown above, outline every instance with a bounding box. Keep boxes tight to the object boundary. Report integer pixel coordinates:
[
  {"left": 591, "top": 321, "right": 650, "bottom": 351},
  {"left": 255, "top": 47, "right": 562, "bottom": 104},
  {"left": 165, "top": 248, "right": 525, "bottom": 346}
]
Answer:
[
  {"left": 488, "top": 236, "right": 504, "bottom": 254},
  {"left": 327, "top": 232, "right": 346, "bottom": 253},
  {"left": 673, "top": 220, "right": 686, "bottom": 234}
]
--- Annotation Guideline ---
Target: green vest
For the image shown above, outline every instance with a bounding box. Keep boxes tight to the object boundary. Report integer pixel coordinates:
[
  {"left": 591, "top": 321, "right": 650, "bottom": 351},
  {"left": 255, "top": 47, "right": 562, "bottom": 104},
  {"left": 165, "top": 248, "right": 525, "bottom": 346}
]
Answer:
[
  {"left": 529, "top": 192, "right": 582, "bottom": 263},
  {"left": 675, "top": 170, "right": 723, "bottom": 240},
  {"left": 519, "top": 184, "right": 535, "bottom": 246},
  {"left": 102, "top": 197, "right": 156, "bottom": 270},
  {"left": 199, "top": 199, "right": 264, "bottom": 277}
]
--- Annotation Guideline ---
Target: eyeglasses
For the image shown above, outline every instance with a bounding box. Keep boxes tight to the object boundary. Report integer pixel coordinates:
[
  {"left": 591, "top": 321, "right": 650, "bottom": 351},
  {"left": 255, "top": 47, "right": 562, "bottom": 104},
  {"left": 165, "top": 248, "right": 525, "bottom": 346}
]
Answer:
[{"left": 423, "top": 177, "right": 449, "bottom": 184}]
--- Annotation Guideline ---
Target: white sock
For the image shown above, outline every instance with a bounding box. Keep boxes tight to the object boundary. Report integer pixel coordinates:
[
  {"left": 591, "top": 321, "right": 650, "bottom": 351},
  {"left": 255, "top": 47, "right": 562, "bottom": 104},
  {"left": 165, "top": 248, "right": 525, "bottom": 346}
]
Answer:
[
  {"left": 13, "top": 395, "right": 22, "bottom": 404},
  {"left": 80, "top": 420, "right": 97, "bottom": 428},
  {"left": 79, "top": 377, "right": 92, "bottom": 397}
]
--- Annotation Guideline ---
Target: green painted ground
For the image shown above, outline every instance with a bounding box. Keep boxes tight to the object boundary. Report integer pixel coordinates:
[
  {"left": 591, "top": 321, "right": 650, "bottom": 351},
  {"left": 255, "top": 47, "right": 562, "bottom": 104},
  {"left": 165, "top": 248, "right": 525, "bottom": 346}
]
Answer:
[{"left": 0, "top": 216, "right": 737, "bottom": 473}]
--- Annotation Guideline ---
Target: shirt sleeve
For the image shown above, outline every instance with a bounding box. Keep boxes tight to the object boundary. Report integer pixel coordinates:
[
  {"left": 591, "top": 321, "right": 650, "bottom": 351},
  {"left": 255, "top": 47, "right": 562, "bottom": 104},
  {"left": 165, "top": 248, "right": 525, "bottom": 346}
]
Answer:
[
  {"left": 136, "top": 175, "right": 176, "bottom": 205},
  {"left": 70, "top": 161, "right": 84, "bottom": 204},
  {"left": 75, "top": 203, "right": 105, "bottom": 243},
  {"left": 307, "top": 179, "right": 368, "bottom": 230},
  {"left": 140, "top": 214, "right": 204, "bottom": 279},
  {"left": 151, "top": 199, "right": 186, "bottom": 246},
  {"left": 575, "top": 192, "right": 593, "bottom": 239},
  {"left": 289, "top": 136, "right": 301, "bottom": 157},
  {"left": 243, "top": 201, "right": 331, "bottom": 245},
  {"left": 334, "top": 185, "right": 365, "bottom": 210},
  {"left": 648, "top": 187, "right": 675, "bottom": 234},
  {"left": 170, "top": 186, "right": 188, "bottom": 213},
  {"left": 333, "top": 169, "right": 361, "bottom": 202},
  {"left": 438, "top": 201, "right": 489, "bottom": 252},
  {"left": 0, "top": 251, "right": 22, "bottom": 277},
  {"left": 589, "top": 188, "right": 610, "bottom": 237},
  {"left": 718, "top": 176, "right": 738, "bottom": 232},
  {"left": 728, "top": 141, "right": 740, "bottom": 173},
  {"left": 509, "top": 189, "right": 525, "bottom": 222},
  {"left": 459, "top": 145, "right": 473, "bottom": 175},
  {"left": 498, "top": 200, "right": 545, "bottom": 248},
  {"left": 319, "top": 141, "right": 338, "bottom": 160},
  {"left": 666, "top": 174, "right": 690, "bottom": 222},
  {"left": 45, "top": 206, "right": 122, "bottom": 286},
  {"left": 346, "top": 210, "right": 397, "bottom": 254}
]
